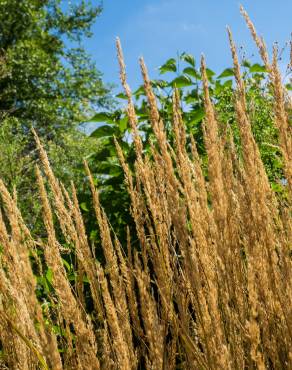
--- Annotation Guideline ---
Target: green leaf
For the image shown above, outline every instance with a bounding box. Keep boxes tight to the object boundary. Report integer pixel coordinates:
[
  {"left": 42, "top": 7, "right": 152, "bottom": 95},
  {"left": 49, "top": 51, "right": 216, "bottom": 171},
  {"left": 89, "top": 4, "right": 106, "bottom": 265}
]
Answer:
[
  {"left": 180, "top": 53, "right": 195, "bottom": 67},
  {"left": 133, "top": 85, "right": 145, "bottom": 97},
  {"left": 52, "top": 325, "right": 66, "bottom": 337},
  {"left": 242, "top": 60, "right": 251, "bottom": 68},
  {"left": 223, "top": 79, "right": 233, "bottom": 88},
  {"left": 151, "top": 79, "right": 169, "bottom": 88},
  {"left": 214, "top": 81, "right": 224, "bottom": 95},
  {"left": 285, "top": 83, "right": 292, "bottom": 91},
  {"left": 136, "top": 105, "right": 148, "bottom": 118},
  {"left": 171, "top": 75, "right": 193, "bottom": 88},
  {"left": 119, "top": 116, "right": 128, "bottom": 133},
  {"left": 217, "top": 68, "right": 234, "bottom": 79},
  {"left": 184, "top": 93, "right": 197, "bottom": 104},
  {"left": 62, "top": 258, "right": 71, "bottom": 273},
  {"left": 80, "top": 202, "right": 89, "bottom": 212},
  {"left": 87, "top": 112, "right": 113, "bottom": 123},
  {"left": 159, "top": 58, "right": 177, "bottom": 74},
  {"left": 249, "top": 63, "right": 266, "bottom": 73},
  {"left": 90, "top": 230, "right": 98, "bottom": 241},
  {"left": 46, "top": 268, "right": 53, "bottom": 285},
  {"left": 116, "top": 92, "right": 127, "bottom": 100},
  {"left": 183, "top": 67, "right": 200, "bottom": 79},
  {"left": 68, "top": 273, "right": 76, "bottom": 282},
  {"left": 90, "top": 125, "right": 115, "bottom": 138},
  {"left": 271, "top": 182, "right": 284, "bottom": 193},
  {"left": 189, "top": 107, "right": 205, "bottom": 124},
  {"left": 206, "top": 68, "right": 215, "bottom": 79},
  {"left": 83, "top": 275, "right": 90, "bottom": 283}
]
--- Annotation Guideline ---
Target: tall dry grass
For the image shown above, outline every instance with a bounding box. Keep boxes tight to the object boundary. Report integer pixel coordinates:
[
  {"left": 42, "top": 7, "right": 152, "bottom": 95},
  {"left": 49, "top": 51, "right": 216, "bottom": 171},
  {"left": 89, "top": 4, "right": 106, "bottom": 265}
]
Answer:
[{"left": 0, "top": 9, "right": 291, "bottom": 369}]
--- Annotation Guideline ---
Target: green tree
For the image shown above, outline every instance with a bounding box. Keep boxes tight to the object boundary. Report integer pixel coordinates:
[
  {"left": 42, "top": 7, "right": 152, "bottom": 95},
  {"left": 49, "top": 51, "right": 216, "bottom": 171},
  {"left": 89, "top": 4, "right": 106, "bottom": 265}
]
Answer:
[
  {"left": 0, "top": 0, "right": 112, "bottom": 231},
  {"left": 0, "top": 0, "right": 111, "bottom": 135}
]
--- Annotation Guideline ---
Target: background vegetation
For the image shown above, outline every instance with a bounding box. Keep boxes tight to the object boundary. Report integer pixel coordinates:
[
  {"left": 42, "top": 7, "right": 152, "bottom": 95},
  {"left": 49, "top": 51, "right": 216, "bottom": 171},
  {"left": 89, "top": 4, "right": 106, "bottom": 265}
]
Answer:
[
  {"left": 0, "top": 0, "right": 112, "bottom": 229},
  {"left": 0, "top": 2, "right": 291, "bottom": 369}
]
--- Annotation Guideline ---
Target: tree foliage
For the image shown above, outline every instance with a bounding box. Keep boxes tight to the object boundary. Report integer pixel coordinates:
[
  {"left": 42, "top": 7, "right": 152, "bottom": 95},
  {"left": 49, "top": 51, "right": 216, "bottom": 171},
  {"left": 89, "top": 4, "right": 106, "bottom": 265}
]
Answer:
[
  {"left": 0, "top": 0, "right": 111, "bottom": 135},
  {"left": 0, "top": 0, "right": 112, "bottom": 231}
]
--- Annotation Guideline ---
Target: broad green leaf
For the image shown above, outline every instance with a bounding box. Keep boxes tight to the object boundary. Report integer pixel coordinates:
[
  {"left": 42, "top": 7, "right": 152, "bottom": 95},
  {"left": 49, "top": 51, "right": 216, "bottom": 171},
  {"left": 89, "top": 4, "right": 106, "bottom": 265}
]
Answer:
[
  {"left": 80, "top": 202, "right": 89, "bottom": 212},
  {"left": 46, "top": 268, "right": 53, "bottom": 285},
  {"left": 90, "top": 125, "right": 115, "bottom": 138},
  {"left": 285, "top": 83, "right": 292, "bottom": 91},
  {"left": 119, "top": 116, "right": 128, "bottom": 133},
  {"left": 217, "top": 68, "right": 234, "bottom": 79},
  {"left": 116, "top": 92, "right": 127, "bottom": 100},
  {"left": 88, "top": 112, "right": 113, "bottom": 123},
  {"left": 249, "top": 63, "right": 266, "bottom": 73},
  {"left": 171, "top": 75, "right": 193, "bottom": 88},
  {"left": 184, "top": 88, "right": 200, "bottom": 103},
  {"left": 184, "top": 93, "right": 198, "bottom": 104},
  {"left": 136, "top": 105, "right": 148, "bottom": 119},
  {"left": 133, "top": 85, "right": 145, "bottom": 97},
  {"left": 214, "top": 81, "right": 224, "bottom": 94},
  {"left": 180, "top": 53, "right": 195, "bottom": 67},
  {"left": 189, "top": 107, "right": 205, "bottom": 124},
  {"left": 242, "top": 60, "right": 251, "bottom": 68},
  {"left": 206, "top": 68, "right": 215, "bottom": 79},
  {"left": 223, "top": 79, "right": 233, "bottom": 88},
  {"left": 183, "top": 67, "right": 200, "bottom": 79},
  {"left": 159, "top": 58, "right": 177, "bottom": 74},
  {"left": 109, "top": 164, "right": 122, "bottom": 176}
]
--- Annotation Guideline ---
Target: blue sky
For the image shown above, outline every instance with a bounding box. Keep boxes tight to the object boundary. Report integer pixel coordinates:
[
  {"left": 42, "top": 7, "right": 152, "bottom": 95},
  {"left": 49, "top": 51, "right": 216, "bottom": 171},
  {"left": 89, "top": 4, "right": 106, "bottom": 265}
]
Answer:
[{"left": 84, "top": 0, "right": 292, "bottom": 92}]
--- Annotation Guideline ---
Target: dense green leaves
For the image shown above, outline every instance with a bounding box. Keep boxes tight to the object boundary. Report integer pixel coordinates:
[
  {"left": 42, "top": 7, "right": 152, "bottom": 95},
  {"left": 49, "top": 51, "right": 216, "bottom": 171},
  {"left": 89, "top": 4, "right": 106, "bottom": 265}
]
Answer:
[
  {"left": 0, "top": 0, "right": 112, "bottom": 234},
  {"left": 0, "top": 0, "right": 111, "bottom": 136},
  {"left": 85, "top": 51, "right": 288, "bottom": 248}
]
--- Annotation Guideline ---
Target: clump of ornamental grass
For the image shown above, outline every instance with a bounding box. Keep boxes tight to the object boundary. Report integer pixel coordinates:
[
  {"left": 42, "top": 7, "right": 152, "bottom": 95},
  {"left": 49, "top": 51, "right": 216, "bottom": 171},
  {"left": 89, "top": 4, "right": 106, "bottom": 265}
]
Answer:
[{"left": 0, "top": 8, "right": 291, "bottom": 370}]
